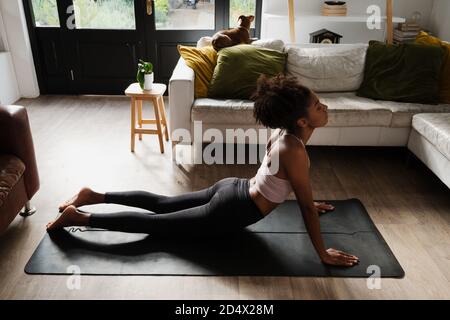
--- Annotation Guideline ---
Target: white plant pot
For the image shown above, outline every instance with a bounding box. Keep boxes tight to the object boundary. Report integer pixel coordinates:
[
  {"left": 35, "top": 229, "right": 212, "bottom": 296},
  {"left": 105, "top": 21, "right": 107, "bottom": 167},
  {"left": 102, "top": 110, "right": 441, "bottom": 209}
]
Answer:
[{"left": 144, "top": 73, "right": 154, "bottom": 90}]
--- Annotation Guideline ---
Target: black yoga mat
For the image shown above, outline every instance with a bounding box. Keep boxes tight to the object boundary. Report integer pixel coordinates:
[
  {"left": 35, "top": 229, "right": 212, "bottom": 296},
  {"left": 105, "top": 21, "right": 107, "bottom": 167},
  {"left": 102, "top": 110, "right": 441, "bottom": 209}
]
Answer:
[{"left": 25, "top": 199, "right": 404, "bottom": 277}]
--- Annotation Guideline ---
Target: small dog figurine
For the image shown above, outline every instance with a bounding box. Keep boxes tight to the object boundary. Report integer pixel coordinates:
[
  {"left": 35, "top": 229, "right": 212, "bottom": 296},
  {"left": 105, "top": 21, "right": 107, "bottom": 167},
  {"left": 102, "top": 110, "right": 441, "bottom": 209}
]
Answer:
[{"left": 212, "top": 15, "right": 255, "bottom": 51}]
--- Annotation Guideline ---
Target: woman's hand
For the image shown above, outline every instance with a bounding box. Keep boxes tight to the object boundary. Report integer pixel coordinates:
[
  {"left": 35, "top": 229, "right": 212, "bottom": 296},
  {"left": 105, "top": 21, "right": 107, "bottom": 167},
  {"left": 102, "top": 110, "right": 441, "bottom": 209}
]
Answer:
[
  {"left": 321, "top": 248, "right": 359, "bottom": 267},
  {"left": 314, "top": 201, "right": 335, "bottom": 214}
]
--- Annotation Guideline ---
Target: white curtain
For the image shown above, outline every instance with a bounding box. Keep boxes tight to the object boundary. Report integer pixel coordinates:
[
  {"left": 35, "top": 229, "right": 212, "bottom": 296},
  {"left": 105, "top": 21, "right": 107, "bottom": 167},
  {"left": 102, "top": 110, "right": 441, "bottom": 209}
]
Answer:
[{"left": 0, "top": 5, "right": 8, "bottom": 52}]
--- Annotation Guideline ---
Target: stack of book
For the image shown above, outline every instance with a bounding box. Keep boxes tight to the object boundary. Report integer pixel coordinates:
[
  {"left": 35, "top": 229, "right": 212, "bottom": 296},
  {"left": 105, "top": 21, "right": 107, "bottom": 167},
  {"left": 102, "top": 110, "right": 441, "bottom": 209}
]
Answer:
[
  {"left": 321, "top": 2, "right": 347, "bottom": 16},
  {"left": 393, "top": 22, "right": 421, "bottom": 44}
]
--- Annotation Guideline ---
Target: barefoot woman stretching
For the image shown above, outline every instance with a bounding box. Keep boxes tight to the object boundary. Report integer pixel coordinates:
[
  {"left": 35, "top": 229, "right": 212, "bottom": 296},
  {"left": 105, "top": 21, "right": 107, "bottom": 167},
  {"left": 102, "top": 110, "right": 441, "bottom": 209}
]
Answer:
[{"left": 48, "top": 74, "right": 359, "bottom": 267}]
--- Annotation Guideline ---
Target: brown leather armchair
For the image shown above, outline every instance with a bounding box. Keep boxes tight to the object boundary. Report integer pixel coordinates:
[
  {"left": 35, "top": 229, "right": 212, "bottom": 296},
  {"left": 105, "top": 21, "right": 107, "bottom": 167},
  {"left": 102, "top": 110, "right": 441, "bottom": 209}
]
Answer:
[{"left": 0, "top": 105, "right": 39, "bottom": 234}]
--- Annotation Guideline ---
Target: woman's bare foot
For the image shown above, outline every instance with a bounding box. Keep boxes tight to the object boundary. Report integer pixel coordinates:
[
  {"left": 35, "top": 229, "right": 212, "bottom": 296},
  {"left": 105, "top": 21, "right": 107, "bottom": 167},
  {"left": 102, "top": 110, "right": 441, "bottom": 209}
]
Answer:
[
  {"left": 59, "top": 187, "right": 103, "bottom": 212},
  {"left": 47, "top": 205, "right": 90, "bottom": 231}
]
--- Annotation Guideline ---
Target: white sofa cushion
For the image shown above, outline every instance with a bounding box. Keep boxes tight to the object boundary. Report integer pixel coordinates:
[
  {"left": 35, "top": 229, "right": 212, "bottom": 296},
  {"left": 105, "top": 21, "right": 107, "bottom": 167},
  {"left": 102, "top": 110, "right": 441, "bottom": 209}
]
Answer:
[
  {"left": 317, "top": 92, "right": 392, "bottom": 127},
  {"left": 251, "top": 39, "right": 285, "bottom": 52},
  {"left": 197, "top": 36, "right": 212, "bottom": 48},
  {"left": 286, "top": 44, "right": 368, "bottom": 93},
  {"left": 408, "top": 129, "right": 450, "bottom": 188},
  {"left": 412, "top": 113, "right": 450, "bottom": 160},
  {"left": 192, "top": 98, "right": 256, "bottom": 125},
  {"left": 377, "top": 100, "right": 450, "bottom": 128},
  {"left": 191, "top": 92, "right": 392, "bottom": 127},
  {"left": 196, "top": 37, "right": 285, "bottom": 52}
]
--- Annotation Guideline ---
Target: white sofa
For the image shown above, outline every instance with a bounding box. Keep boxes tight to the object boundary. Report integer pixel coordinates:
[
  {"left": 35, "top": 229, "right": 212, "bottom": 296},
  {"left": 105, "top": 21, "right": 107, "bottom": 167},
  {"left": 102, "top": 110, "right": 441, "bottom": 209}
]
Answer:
[
  {"left": 168, "top": 40, "right": 450, "bottom": 187},
  {"left": 408, "top": 113, "right": 450, "bottom": 188}
]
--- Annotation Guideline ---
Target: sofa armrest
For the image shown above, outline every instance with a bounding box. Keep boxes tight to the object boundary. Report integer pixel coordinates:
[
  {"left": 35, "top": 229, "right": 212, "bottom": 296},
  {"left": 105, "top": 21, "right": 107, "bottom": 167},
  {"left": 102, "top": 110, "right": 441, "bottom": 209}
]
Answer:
[
  {"left": 169, "top": 57, "right": 195, "bottom": 143},
  {"left": 0, "top": 105, "right": 40, "bottom": 200}
]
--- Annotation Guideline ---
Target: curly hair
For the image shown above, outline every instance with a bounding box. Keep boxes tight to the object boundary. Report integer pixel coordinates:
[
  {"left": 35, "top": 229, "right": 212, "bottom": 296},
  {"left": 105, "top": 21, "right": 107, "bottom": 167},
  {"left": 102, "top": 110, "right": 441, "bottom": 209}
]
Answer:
[{"left": 252, "top": 74, "right": 313, "bottom": 132}]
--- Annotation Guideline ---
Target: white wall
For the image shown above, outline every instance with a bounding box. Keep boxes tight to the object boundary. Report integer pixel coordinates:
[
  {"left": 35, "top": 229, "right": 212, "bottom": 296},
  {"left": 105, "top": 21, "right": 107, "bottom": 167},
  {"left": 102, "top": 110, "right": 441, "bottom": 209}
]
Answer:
[
  {"left": 262, "top": 0, "right": 435, "bottom": 44},
  {"left": 0, "top": 0, "right": 39, "bottom": 98},
  {"left": 429, "top": 0, "right": 450, "bottom": 42}
]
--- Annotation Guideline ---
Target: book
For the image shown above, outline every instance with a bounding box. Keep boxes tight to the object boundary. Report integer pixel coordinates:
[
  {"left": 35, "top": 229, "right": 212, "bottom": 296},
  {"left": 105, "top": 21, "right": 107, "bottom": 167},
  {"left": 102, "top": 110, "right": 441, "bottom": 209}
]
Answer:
[
  {"left": 398, "top": 22, "right": 420, "bottom": 27},
  {"left": 398, "top": 25, "right": 420, "bottom": 30},
  {"left": 398, "top": 26, "right": 421, "bottom": 32},
  {"left": 322, "top": 9, "right": 347, "bottom": 14},
  {"left": 322, "top": 5, "right": 347, "bottom": 16},
  {"left": 393, "top": 35, "right": 417, "bottom": 42},
  {"left": 322, "top": 8, "right": 347, "bottom": 12},
  {"left": 397, "top": 23, "right": 421, "bottom": 31},
  {"left": 394, "top": 37, "right": 416, "bottom": 42},
  {"left": 322, "top": 11, "right": 347, "bottom": 16},
  {"left": 394, "top": 29, "right": 419, "bottom": 37},
  {"left": 323, "top": 4, "right": 347, "bottom": 9}
]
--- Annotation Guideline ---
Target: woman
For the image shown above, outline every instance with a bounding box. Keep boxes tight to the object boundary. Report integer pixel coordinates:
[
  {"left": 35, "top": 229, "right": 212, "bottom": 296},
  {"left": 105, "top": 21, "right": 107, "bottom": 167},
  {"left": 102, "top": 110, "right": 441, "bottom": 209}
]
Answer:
[{"left": 47, "top": 74, "right": 359, "bottom": 267}]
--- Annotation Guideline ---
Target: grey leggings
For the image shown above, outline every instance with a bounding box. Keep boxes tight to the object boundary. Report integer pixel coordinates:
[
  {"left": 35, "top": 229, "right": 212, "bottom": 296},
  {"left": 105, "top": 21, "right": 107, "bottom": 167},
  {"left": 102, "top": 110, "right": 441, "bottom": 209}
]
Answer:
[{"left": 89, "top": 178, "right": 264, "bottom": 236}]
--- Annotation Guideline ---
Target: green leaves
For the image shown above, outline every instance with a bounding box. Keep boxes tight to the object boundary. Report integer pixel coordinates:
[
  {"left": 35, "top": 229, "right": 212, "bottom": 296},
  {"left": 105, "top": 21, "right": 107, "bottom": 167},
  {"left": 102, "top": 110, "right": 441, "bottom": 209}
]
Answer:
[
  {"left": 137, "top": 59, "right": 153, "bottom": 89},
  {"left": 138, "top": 59, "right": 153, "bottom": 74}
]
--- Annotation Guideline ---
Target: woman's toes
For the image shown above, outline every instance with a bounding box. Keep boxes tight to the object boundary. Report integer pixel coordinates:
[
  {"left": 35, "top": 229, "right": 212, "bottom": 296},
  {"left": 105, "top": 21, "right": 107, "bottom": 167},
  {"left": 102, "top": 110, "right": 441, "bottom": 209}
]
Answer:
[
  {"left": 59, "top": 197, "right": 74, "bottom": 212},
  {"left": 58, "top": 188, "right": 93, "bottom": 212},
  {"left": 47, "top": 205, "right": 78, "bottom": 231}
]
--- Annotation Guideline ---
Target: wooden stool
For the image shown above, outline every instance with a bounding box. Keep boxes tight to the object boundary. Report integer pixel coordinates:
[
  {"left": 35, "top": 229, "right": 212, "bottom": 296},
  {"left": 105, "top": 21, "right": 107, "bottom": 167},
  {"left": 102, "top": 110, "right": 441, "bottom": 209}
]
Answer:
[{"left": 125, "top": 83, "right": 169, "bottom": 153}]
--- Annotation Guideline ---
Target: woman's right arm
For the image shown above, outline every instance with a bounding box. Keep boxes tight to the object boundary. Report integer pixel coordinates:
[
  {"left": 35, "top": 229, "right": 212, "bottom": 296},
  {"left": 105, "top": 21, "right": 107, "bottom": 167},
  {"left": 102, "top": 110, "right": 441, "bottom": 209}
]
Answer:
[{"left": 283, "top": 146, "right": 359, "bottom": 267}]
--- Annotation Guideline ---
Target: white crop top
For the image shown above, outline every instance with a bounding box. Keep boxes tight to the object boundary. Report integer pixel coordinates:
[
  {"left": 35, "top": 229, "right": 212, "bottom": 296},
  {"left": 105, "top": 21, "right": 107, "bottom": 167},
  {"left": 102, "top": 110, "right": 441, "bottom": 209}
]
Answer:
[{"left": 250, "top": 133, "right": 310, "bottom": 203}]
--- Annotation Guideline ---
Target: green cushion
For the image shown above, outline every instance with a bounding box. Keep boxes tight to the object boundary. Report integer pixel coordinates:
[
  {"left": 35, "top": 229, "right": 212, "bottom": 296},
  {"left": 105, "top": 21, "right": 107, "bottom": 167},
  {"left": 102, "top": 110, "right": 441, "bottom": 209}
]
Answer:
[
  {"left": 357, "top": 40, "right": 446, "bottom": 104},
  {"left": 208, "top": 44, "right": 287, "bottom": 99}
]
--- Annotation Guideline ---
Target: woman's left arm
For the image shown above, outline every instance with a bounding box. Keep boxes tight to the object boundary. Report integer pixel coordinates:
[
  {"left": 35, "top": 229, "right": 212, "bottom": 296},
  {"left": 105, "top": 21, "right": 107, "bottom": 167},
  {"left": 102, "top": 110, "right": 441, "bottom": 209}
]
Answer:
[
  {"left": 283, "top": 147, "right": 358, "bottom": 266},
  {"left": 283, "top": 147, "right": 328, "bottom": 261}
]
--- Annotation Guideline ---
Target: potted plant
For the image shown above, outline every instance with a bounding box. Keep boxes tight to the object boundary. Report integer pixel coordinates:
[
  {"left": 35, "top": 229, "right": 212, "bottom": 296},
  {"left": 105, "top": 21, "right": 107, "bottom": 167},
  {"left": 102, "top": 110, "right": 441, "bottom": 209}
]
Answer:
[{"left": 137, "top": 59, "right": 154, "bottom": 90}]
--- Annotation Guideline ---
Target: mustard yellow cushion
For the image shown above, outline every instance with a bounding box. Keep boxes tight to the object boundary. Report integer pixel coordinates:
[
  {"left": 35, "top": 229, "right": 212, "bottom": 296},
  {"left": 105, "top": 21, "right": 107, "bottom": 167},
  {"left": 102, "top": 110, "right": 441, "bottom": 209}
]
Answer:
[
  {"left": 415, "top": 31, "right": 450, "bottom": 103},
  {"left": 177, "top": 45, "right": 218, "bottom": 98}
]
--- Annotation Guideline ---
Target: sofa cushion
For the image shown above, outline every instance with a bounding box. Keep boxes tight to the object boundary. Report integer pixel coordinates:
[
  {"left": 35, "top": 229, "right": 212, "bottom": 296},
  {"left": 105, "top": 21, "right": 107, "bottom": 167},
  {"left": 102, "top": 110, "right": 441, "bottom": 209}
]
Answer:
[
  {"left": 317, "top": 92, "right": 392, "bottom": 127},
  {"left": 192, "top": 92, "right": 393, "bottom": 127},
  {"left": 197, "top": 36, "right": 213, "bottom": 48},
  {"left": 251, "top": 39, "right": 285, "bottom": 52},
  {"left": 208, "top": 44, "right": 287, "bottom": 99},
  {"left": 177, "top": 45, "right": 217, "bottom": 98},
  {"left": 415, "top": 31, "right": 450, "bottom": 104},
  {"left": 357, "top": 41, "right": 446, "bottom": 104},
  {"left": 378, "top": 100, "right": 450, "bottom": 127},
  {"left": 412, "top": 113, "right": 450, "bottom": 160},
  {"left": 286, "top": 44, "right": 368, "bottom": 92},
  {"left": 192, "top": 98, "right": 256, "bottom": 124},
  {"left": 197, "top": 37, "right": 285, "bottom": 53},
  {"left": 0, "top": 155, "right": 25, "bottom": 208}
]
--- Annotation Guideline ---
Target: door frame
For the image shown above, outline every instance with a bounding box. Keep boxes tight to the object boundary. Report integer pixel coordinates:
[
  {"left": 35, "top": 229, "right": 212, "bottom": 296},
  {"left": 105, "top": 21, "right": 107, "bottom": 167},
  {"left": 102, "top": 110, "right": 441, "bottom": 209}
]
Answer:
[{"left": 23, "top": 0, "right": 262, "bottom": 94}]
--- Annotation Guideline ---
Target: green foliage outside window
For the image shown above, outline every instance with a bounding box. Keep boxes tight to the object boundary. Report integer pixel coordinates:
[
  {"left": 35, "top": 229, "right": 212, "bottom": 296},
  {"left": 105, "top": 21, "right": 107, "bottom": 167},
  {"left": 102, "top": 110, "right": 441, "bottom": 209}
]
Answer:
[
  {"left": 230, "top": 0, "right": 256, "bottom": 27},
  {"left": 155, "top": 0, "right": 169, "bottom": 26},
  {"left": 73, "top": 0, "right": 136, "bottom": 29},
  {"left": 31, "top": 0, "right": 60, "bottom": 27}
]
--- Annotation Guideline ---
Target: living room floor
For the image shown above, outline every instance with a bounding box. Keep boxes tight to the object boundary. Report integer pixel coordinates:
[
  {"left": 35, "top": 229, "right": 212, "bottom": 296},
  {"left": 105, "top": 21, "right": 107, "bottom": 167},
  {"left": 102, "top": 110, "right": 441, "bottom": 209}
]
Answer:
[{"left": 1, "top": 95, "right": 449, "bottom": 299}]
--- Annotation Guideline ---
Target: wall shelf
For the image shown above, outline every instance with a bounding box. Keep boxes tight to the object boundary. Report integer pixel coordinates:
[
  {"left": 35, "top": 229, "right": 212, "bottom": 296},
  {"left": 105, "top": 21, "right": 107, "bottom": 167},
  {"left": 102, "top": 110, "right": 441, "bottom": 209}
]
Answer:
[
  {"left": 286, "top": 0, "right": 398, "bottom": 43},
  {"left": 264, "top": 13, "right": 405, "bottom": 23}
]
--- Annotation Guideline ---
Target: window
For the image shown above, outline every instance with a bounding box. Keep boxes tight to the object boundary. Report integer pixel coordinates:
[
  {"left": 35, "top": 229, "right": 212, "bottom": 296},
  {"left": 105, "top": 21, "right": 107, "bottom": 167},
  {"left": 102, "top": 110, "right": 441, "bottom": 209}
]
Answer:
[
  {"left": 155, "top": 0, "right": 215, "bottom": 30},
  {"left": 72, "top": 0, "right": 136, "bottom": 30},
  {"left": 229, "top": 0, "right": 256, "bottom": 28},
  {"left": 31, "top": 0, "right": 60, "bottom": 27}
]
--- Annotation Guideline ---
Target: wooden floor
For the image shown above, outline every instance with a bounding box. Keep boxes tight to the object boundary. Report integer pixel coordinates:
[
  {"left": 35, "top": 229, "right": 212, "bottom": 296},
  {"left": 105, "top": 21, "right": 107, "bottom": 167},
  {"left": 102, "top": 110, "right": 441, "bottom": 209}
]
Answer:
[{"left": 1, "top": 95, "right": 449, "bottom": 299}]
